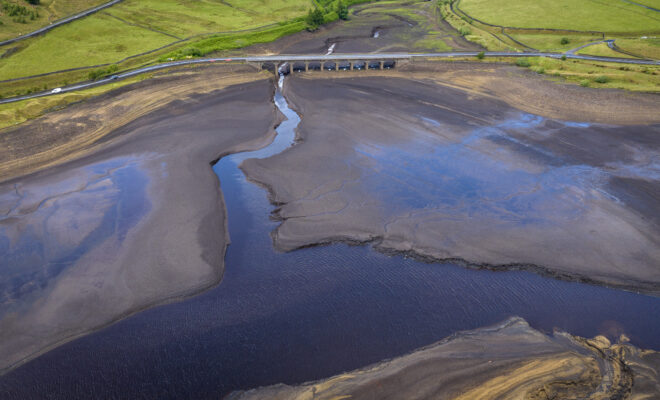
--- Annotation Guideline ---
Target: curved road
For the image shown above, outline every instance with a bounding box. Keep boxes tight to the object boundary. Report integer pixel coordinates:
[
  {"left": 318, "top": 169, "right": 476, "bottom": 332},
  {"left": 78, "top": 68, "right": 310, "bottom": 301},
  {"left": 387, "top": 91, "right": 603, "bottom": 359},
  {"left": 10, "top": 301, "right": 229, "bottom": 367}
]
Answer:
[
  {"left": 1, "top": 51, "right": 658, "bottom": 105},
  {"left": 0, "top": 0, "right": 123, "bottom": 47}
]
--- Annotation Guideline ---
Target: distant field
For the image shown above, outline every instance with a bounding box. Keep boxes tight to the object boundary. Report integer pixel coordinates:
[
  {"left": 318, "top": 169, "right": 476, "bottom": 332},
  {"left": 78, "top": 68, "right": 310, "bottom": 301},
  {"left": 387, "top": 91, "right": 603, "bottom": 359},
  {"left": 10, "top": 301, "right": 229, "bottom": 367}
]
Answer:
[
  {"left": 459, "top": 0, "right": 660, "bottom": 33},
  {"left": 507, "top": 33, "right": 603, "bottom": 51},
  {"left": 0, "top": 0, "right": 313, "bottom": 80},
  {"left": 628, "top": 0, "right": 660, "bottom": 8},
  {"left": 616, "top": 37, "right": 660, "bottom": 59},
  {"left": 0, "top": 0, "right": 107, "bottom": 41},
  {"left": 0, "top": 12, "right": 174, "bottom": 79},
  {"left": 106, "top": 0, "right": 311, "bottom": 38}
]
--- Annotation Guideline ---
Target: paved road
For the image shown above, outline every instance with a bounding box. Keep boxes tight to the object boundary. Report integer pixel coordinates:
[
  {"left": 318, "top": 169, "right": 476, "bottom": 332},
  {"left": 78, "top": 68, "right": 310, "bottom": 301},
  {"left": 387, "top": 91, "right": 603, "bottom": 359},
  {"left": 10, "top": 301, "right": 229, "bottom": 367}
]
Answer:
[
  {"left": 0, "top": 0, "right": 123, "bottom": 47},
  {"left": 1, "top": 51, "right": 658, "bottom": 104}
]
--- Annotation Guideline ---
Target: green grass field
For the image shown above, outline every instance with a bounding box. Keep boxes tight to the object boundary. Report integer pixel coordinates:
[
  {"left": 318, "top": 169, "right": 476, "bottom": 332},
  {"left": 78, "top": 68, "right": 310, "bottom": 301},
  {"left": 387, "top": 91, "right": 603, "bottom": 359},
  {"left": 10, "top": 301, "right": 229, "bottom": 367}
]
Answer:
[
  {"left": 506, "top": 33, "right": 604, "bottom": 51},
  {"left": 459, "top": 0, "right": 660, "bottom": 33},
  {"left": 0, "top": 12, "right": 174, "bottom": 79},
  {"left": 628, "top": 0, "right": 660, "bottom": 8},
  {"left": 0, "top": 0, "right": 107, "bottom": 41},
  {"left": 577, "top": 42, "right": 637, "bottom": 58},
  {"left": 106, "top": 0, "right": 311, "bottom": 38},
  {"left": 615, "top": 37, "right": 660, "bottom": 59},
  {"left": 0, "top": 0, "right": 314, "bottom": 80}
]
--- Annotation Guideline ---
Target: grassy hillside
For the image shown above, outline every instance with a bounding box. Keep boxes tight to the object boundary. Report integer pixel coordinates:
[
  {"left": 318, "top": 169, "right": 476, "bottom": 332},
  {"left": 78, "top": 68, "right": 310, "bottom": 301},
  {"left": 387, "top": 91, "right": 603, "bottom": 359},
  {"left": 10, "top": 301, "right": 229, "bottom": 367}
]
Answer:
[
  {"left": 459, "top": 0, "right": 660, "bottom": 33},
  {"left": 442, "top": 0, "right": 660, "bottom": 57},
  {"left": 0, "top": 0, "right": 314, "bottom": 80},
  {"left": 0, "top": 0, "right": 107, "bottom": 41}
]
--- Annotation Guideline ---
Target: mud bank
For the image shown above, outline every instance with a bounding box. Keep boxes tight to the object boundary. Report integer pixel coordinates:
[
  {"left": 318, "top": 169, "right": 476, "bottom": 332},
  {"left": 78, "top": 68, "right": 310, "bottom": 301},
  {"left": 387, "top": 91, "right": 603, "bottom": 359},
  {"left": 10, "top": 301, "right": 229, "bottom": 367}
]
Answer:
[
  {"left": 241, "top": 74, "right": 660, "bottom": 295},
  {"left": 0, "top": 67, "right": 279, "bottom": 373},
  {"left": 230, "top": 317, "right": 660, "bottom": 400},
  {"left": 245, "top": 0, "right": 481, "bottom": 56}
]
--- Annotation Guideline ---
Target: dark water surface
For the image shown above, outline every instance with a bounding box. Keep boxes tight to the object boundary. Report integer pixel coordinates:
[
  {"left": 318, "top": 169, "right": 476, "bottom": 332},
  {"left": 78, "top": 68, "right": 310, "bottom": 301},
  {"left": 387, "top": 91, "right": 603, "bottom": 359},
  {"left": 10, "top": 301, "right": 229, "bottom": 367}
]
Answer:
[{"left": 1, "top": 80, "right": 659, "bottom": 399}]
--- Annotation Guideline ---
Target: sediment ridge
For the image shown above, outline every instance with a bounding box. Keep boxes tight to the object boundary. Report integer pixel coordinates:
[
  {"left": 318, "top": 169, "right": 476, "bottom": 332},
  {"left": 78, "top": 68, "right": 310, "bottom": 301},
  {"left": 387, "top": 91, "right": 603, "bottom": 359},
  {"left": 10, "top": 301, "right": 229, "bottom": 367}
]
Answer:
[{"left": 229, "top": 317, "right": 660, "bottom": 400}]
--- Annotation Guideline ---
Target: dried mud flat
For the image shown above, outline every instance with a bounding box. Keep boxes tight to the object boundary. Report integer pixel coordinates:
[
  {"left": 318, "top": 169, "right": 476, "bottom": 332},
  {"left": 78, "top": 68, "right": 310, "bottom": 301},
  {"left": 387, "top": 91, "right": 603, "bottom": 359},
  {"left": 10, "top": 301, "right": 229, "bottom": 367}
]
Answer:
[
  {"left": 245, "top": 0, "right": 481, "bottom": 56},
  {"left": 0, "top": 65, "right": 280, "bottom": 373},
  {"left": 230, "top": 317, "right": 660, "bottom": 400},
  {"left": 242, "top": 66, "right": 660, "bottom": 295}
]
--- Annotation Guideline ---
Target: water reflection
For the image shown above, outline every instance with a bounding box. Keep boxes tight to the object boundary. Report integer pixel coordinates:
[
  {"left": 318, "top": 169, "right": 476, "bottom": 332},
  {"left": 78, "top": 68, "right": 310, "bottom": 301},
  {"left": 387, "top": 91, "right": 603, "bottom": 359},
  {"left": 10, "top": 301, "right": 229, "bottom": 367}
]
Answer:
[{"left": 0, "top": 157, "right": 150, "bottom": 315}]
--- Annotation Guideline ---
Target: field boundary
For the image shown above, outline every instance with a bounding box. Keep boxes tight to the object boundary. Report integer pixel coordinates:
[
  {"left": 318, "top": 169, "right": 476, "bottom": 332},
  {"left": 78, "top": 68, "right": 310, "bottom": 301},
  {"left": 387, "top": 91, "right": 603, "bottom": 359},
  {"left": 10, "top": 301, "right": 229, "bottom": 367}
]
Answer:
[{"left": 0, "top": 0, "right": 124, "bottom": 47}]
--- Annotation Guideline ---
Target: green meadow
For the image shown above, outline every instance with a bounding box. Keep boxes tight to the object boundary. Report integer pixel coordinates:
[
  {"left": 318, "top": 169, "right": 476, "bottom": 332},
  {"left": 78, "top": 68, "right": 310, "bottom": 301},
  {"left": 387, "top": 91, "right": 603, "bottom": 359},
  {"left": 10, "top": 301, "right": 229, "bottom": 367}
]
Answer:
[
  {"left": 0, "top": 0, "right": 315, "bottom": 80},
  {"left": 459, "top": 0, "right": 660, "bottom": 33},
  {"left": 0, "top": 0, "right": 107, "bottom": 41}
]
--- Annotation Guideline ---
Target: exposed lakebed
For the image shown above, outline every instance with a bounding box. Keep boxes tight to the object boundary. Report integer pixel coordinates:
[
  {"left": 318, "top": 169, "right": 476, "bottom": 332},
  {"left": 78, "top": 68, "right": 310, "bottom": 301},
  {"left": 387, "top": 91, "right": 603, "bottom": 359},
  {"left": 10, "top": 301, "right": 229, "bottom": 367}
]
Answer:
[{"left": 1, "top": 77, "right": 659, "bottom": 398}]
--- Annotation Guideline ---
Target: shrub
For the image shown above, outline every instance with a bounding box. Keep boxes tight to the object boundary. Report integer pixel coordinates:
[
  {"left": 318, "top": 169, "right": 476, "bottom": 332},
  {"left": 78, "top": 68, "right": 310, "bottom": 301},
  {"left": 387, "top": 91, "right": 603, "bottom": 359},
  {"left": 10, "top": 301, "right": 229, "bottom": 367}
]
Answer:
[
  {"left": 579, "top": 80, "right": 590, "bottom": 87},
  {"left": 27, "top": 0, "right": 40, "bottom": 4},
  {"left": 515, "top": 58, "right": 531, "bottom": 67},
  {"left": 476, "top": 51, "right": 485, "bottom": 60},
  {"left": 561, "top": 55, "right": 567, "bottom": 61},
  {"left": 336, "top": 1, "right": 348, "bottom": 20},
  {"left": 88, "top": 64, "right": 119, "bottom": 80},
  {"left": 182, "top": 47, "right": 202, "bottom": 57},
  {"left": 560, "top": 37, "right": 570, "bottom": 45},
  {"left": 594, "top": 75, "right": 609, "bottom": 83},
  {"left": 305, "top": 8, "right": 324, "bottom": 30},
  {"left": 459, "top": 27, "right": 471, "bottom": 36}
]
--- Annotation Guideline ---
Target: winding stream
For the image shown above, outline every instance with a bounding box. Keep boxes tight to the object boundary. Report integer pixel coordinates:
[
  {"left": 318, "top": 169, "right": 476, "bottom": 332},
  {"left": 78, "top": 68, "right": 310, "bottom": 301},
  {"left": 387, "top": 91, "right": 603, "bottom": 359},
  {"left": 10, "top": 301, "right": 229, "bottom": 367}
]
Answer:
[{"left": 1, "top": 78, "right": 660, "bottom": 398}]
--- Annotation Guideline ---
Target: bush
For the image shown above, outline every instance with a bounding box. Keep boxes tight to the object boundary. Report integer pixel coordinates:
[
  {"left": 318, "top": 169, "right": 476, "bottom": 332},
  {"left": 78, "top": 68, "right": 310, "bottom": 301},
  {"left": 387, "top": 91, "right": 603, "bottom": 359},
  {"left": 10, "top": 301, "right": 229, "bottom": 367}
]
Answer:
[
  {"left": 594, "top": 75, "right": 609, "bottom": 83},
  {"left": 560, "top": 37, "right": 570, "bottom": 45},
  {"left": 88, "top": 64, "right": 119, "bottom": 80},
  {"left": 579, "top": 79, "right": 590, "bottom": 87},
  {"left": 182, "top": 47, "right": 202, "bottom": 57},
  {"left": 336, "top": 1, "right": 348, "bottom": 20},
  {"left": 515, "top": 58, "right": 531, "bottom": 67},
  {"left": 305, "top": 8, "right": 324, "bottom": 30},
  {"left": 476, "top": 51, "right": 485, "bottom": 60},
  {"left": 561, "top": 55, "right": 567, "bottom": 61},
  {"left": 27, "top": 0, "right": 40, "bottom": 4},
  {"left": 459, "top": 27, "right": 471, "bottom": 36}
]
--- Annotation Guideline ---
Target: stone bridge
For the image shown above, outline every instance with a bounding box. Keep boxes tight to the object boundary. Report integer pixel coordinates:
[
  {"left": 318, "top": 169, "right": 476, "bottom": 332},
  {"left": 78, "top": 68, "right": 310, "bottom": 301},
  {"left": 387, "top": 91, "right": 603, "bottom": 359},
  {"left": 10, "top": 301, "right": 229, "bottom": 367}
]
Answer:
[{"left": 245, "top": 54, "right": 412, "bottom": 74}]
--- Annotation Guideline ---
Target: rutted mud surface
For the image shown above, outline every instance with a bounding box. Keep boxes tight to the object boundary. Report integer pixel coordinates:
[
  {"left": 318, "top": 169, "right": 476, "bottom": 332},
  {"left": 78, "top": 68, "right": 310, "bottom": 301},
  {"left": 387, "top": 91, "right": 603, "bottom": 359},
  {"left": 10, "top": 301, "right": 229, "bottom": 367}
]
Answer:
[
  {"left": 230, "top": 317, "right": 660, "bottom": 400},
  {"left": 242, "top": 75, "right": 660, "bottom": 294}
]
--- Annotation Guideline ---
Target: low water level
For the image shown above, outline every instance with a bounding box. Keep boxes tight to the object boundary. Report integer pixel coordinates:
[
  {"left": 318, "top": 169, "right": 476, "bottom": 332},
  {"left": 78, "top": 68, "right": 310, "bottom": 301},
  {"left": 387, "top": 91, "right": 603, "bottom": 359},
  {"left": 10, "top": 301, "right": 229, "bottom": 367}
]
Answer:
[{"left": 1, "top": 79, "right": 659, "bottom": 399}]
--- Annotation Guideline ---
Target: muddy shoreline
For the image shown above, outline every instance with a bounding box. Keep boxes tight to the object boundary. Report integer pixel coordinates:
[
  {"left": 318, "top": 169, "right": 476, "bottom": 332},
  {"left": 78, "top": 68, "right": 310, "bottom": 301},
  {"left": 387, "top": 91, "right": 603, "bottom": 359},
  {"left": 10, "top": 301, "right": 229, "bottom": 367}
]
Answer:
[
  {"left": 0, "top": 67, "right": 281, "bottom": 373},
  {"left": 242, "top": 72, "right": 660, "bottom": 296}
]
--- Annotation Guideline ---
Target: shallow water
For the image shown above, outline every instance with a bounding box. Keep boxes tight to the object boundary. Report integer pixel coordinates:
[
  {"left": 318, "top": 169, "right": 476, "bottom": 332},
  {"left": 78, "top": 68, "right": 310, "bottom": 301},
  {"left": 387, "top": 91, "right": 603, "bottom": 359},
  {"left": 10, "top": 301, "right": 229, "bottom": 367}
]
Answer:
[
  {"left": 0, "top": 157, "right": 151, "bottom": 317},
  {"left": 1, "top": 80, "right": 659, "bottom": 399}
]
